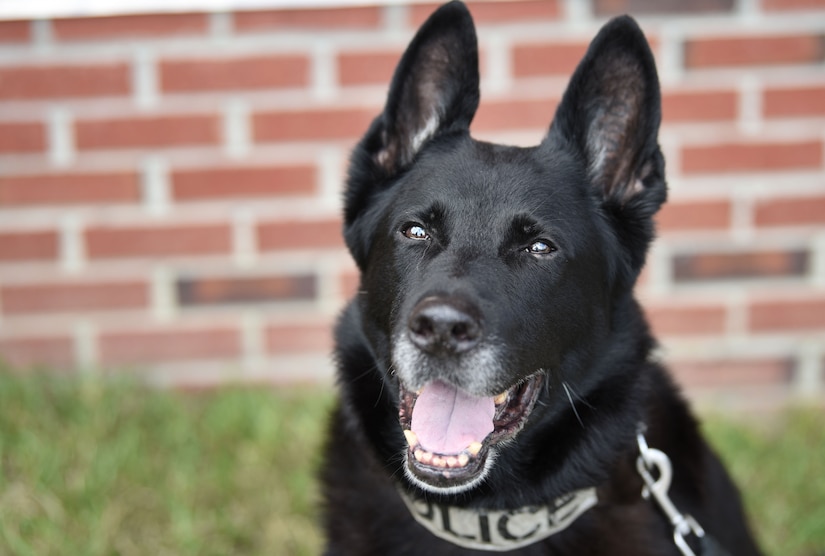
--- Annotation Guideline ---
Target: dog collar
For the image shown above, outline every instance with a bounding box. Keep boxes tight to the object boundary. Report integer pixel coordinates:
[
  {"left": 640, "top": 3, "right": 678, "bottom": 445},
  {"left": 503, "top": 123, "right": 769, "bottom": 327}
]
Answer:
[{"left": 398, "top": 486, "right": 598, "bottom": 552}]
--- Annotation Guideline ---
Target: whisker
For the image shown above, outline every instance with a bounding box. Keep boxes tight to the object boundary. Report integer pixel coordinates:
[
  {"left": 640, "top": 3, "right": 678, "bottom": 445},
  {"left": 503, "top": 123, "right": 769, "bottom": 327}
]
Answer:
[
  {"left": 567, "top": 381, "right": 595, "bottom": 410},
  {"left": 563, "top": 381, "right": 585, "bottom": 429},
  {"left": 374, "top": 367, "right": 389, "bottom": 407},
  {"left": 347, "top": 364, "right": 380, "bottom": 383}
]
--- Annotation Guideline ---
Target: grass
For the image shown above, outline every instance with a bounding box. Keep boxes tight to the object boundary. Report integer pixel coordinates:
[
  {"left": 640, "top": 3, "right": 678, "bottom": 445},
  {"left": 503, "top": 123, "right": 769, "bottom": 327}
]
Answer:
[
  {"left": 0, "top": 370, "right": 822, "bottom": 555},
  {"left": 703, "top": 410, "right": 825, "bottom": 555},
  {"left": 0, "top": 371, "right": 333, "bottom": 556}
]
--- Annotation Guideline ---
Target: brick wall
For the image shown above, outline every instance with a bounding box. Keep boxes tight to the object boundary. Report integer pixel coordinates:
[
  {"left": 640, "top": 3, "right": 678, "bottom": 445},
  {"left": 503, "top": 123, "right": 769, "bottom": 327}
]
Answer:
[{"left": 0, "top": 0, "right": 823, "bottom": 408}]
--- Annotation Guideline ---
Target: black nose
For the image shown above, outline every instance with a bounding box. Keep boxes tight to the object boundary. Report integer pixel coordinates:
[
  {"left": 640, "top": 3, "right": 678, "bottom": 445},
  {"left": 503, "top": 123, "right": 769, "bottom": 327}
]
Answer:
[{"left": 408, "top": 297, "right": 482, "bottom": 355}]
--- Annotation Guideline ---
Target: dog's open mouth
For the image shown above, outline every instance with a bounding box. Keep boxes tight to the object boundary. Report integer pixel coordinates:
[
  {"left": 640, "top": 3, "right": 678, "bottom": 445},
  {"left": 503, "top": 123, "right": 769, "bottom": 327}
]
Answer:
[{"left": 398, "top": 374, "right": 543, "bottom": 491}]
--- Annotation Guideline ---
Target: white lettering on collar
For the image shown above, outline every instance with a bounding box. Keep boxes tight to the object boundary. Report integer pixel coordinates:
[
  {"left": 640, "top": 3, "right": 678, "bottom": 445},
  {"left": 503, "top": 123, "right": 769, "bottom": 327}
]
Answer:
[{"left": 398, "top": 487, "right": 598, "bottom": 552}]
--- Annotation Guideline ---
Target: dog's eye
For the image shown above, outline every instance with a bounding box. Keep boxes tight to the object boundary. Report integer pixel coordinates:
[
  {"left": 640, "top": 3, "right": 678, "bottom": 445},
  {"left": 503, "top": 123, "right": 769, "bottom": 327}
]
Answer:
[
  {"left": 526, "top": 240, "right": 555, "bottom": 255},
  {"left": 402, "top": 223, "right": 430, "bottom": 241}
]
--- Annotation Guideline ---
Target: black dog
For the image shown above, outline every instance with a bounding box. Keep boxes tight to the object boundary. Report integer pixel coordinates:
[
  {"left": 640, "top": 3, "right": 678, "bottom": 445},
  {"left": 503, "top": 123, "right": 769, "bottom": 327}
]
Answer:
[{"left": 322, "top": 2, "right": 761, "bottom": 554}]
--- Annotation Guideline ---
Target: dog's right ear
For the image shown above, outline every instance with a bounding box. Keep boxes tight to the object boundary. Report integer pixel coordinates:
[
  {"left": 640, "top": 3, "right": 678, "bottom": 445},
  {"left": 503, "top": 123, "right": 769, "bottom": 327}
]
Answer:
[
  {"left": 344, "top": 1, "right": 479, "bottom": 268},
  {"left": 371, "top": 0, "right": 479, "bottom": 175}
]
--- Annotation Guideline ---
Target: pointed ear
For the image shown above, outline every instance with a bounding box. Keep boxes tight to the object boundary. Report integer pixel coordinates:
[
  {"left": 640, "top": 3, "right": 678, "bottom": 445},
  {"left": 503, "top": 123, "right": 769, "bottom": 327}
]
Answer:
[
  {"left": 343, "top": 1, "right": 479, "bottom": 269},
  {"left": 369, "top": 0, "right": 479, "bottom": 174},
  {"left": 549, "top": 15, "right": 665, "bottom": 213}
]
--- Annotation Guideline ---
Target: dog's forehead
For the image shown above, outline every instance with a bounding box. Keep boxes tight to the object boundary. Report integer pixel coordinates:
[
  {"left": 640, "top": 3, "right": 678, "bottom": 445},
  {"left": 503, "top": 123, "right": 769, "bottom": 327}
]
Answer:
[{"left": 396, "top": 138, "right": 590, "bottom": 226}]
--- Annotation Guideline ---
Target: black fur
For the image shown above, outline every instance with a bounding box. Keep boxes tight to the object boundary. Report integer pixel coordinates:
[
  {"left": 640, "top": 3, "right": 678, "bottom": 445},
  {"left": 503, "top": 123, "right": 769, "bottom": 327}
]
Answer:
[{"left": 322, "top": 2, "right": 762, "bottom": 554}]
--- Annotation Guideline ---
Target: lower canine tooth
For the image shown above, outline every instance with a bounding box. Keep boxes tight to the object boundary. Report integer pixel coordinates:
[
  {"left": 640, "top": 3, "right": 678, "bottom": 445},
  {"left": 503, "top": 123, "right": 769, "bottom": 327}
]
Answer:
[
  {"left": 467, "top": 442, "right": 483, "bottom": 456},
  {"left": 494, "top": 392, "right": 507, "bottom": 405},
  {"left": 403, "top": 429, "right": 418, "bottom": 447}
]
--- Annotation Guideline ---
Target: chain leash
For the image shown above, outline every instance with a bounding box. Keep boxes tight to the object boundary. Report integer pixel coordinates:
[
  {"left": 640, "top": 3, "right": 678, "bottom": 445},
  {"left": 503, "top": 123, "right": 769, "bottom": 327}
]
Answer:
[{"left": 636, "top": 426, "right": 709, "bottom": 556}]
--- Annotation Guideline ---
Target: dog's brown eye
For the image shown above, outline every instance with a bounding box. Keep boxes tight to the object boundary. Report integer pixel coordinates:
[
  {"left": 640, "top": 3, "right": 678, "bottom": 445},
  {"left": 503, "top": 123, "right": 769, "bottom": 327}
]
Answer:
[
  {"left": 402, "top": 224, "right": 429, "bottom": 241},
  {"left": 527, "top": 240, "right": 555, "bottom": 255}
]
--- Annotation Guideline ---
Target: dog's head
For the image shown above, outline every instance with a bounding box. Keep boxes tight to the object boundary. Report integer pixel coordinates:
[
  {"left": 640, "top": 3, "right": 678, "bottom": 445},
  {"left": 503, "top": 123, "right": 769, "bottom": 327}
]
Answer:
[{"left": 342, "top": 1, "right": 666, "bottom": 494}]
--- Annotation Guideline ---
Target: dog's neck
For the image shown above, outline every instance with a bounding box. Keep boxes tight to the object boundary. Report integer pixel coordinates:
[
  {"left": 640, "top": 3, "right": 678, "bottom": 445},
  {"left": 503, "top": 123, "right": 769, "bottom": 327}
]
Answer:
[{"left": 397, "top": 486, "right": 598, "bottom": 552}]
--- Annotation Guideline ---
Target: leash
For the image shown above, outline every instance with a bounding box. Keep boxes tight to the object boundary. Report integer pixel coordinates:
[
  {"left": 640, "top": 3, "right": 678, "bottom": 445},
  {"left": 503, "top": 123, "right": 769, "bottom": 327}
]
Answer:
[
  {"left": 399, "top": 427, "right": 732, "bottom": 554},
  {"left": 636, "top": 425, "right": 732, "bottom": 556}
]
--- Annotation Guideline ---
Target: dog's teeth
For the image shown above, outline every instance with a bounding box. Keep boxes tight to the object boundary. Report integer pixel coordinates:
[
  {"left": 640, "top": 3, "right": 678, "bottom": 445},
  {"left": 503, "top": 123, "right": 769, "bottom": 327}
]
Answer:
[
  {"left": 458, "top": 454, "right": 470, "bottom": 466},
  {"left": 403, "top": 429, "right": 418, "bottom": 447},
  {"left": 494, "top": 392, "right": 508, "bottom": 405},
  {"left": 432, "top": 456, "right": 445, "bottom": 467},
  {"left": 414, "top": 449, "right": 433, "bottom": 465},
  {"left": 466, "top": 442, "right": 483, "bottom": 456},
  {"left": 446, "top": 456, "right": 458, "bottom": 468}
]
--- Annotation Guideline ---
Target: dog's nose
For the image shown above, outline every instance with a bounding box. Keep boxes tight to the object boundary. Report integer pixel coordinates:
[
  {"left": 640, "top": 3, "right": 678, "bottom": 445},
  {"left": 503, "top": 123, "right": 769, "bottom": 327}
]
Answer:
[{"left": 408, "top": 297, "right": 482, "bottom": 355}]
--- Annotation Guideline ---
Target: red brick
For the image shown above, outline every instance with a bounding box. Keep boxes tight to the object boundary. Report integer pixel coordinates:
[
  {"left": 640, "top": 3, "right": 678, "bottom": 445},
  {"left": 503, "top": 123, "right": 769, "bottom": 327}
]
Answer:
[
  {"left": 763, "top": 86, "right": 825, "bottom": 118},
  {"left": 266, "top": 323, "right": 332, "bottom": 355},
  {"left": 0, "top": 230, "right": 58, "bottom": 261},
  {"left": 85, "top": 224, "right": 231, "bottom": 259},
  {"left": 253, "top": 108, "right": 375, "bottom": 143},
  {"left": 0, "top": 336, "right": 74, "bottom": 368},
  {"left": 595, "top": 0, "right": 734, "bottom": 15},
  {"left": 636, "top": 265, "right": 651, "bottom": 289},
  {"left": 100, "top": 327, "right": 240, "bottom": 365},
  {"left": 749, "top": 298, "right": 825, "bottom": 331},
  {"left": 673, "top": 249, "right": 808, "bottom": 282},
  {"left": 257, "top": 219, "right": 344, "bottom": 251},
  {"left": 75, "top": 114, "right": 220, "bottom": 150},
  {"left": 656, "top": 200, "right": 731, "bottom": 232},
  {"left": 338, "top": 50, "right": 403, "bottom": 87},
  {"left": 234, "top": 6, "right": 381, "bottom": 30},
  {"left": 645, "top": 303, "right": 727, "bottom": 336},
  {"left": 160, "top": 55, "right": 309, "bottom": 93},
  {"left": 337, "top": 48, "right": 489, "bottom": 86},
  {"left": 685, "top": 34, "right": 825, "bottom": 68},
  {"left": 53, "top": 13, "right": 208, "bottom": 41},
  {"left": 0, "top": 20, "right": 30, "bottom": 43},
  {"left": 662, "top": 90, "right": 738, "bottom": 123},
  {"left": 0, "top": 63, "right": 130, "bottom": 100},
  {"left": 172, "top": 165, "right": 315, "bottom": 201},
  {"left": 681, "top": 140, "right": 823, "bottom": 174},
  {"left": 411, "top": 1, "right": 560, "bottom": 27},
  {"left": 513, "top": 42, "right": 589, "bottom": 78},
  {"left": 754, "top": 195, "right": 825, "bottom": 227},
  {"left": 670, "top": 358, "right": 792, "bottom": 389},
  {"left": 0, "top": 172, "right": 139, "bottom": 206},
  {"left": 177, "top": 274, "right": 316, "bottom": 305},
  {"left": 0, "top": 122, "right": 45, "bottom": 153},
  {"left": 340, "top": 269, "right": 360, "bottom": 299},
  {"left": 762, "top": 0, "right": 825, "bottom": 9},
  {"left": 1, "top": 281, "right": 148, "bottom": 315},
  {"left": 472, "top": 97, "right": 558, "bottom": 133}
]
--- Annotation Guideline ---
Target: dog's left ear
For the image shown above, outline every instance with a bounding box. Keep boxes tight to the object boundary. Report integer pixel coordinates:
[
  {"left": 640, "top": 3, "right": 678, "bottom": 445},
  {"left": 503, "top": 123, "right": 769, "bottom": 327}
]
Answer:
[
  {"left": 548, "top": 15, "right": 666, "bottom": 273},
  {"left": 550, "top": 16, "right": 663, "bottom": 205}
]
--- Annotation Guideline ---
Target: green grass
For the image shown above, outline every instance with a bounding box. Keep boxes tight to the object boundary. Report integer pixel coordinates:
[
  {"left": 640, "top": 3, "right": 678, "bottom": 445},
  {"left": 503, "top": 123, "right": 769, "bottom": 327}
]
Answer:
[
  {"left": 0, "top": 371, "right": 333, "bottom": 556},
  {"left": 704, "top": 410, "right": 825, "bottom": 556},
  {"left": 0, "top": 370, "right": 822, "bottom": 555}
]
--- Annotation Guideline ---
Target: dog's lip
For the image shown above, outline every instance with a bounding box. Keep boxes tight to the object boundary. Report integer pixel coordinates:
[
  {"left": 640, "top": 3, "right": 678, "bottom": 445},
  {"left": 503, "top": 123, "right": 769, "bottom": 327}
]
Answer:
[{"left": 398, "top": 374, "right": 544, "bottom": 486}]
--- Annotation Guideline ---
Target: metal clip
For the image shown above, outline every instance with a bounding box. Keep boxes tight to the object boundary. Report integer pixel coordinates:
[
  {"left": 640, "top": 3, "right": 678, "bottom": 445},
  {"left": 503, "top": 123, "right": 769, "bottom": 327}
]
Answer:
[{"left": 636, "top": 431, "right": 706, "bottom": 556}]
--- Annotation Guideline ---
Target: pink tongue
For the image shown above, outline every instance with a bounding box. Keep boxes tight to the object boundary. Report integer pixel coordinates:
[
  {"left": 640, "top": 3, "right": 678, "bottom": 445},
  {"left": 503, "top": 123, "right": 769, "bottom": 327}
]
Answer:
[{"left": 410, "top": 380, "right": 495, "bottom": 455}]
